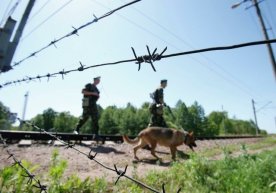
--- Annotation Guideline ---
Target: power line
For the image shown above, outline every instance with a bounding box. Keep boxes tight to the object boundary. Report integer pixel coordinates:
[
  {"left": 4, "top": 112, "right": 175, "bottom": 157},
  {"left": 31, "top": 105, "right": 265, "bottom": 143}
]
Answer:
[
  {"left": 264, "top": 0, "right": 276, "bottom": 34},
  {"left": 1, "top": 1, "right": 24, "bottom": 28},
  {"left": 9, "top": 0, "right": 142, "bottom": 69},
  {"left": 0, "top": 0, "right": 15, "bottom": 27},
  {"left": 116, "top": 0, "right": 262, "bottom": 99},
  {"left": 233, "top": 0, "right": 276, "bottom": 79},
  {"left": 26, "top": 0, "right": 53, "bottom": 23},
  {"left": 1, "top": 39, "right": 275, "bottom": 89},
  {"left": 11, "top": 0, "right": 69, "bottom": 69},
  {"left": 262, "top": 10, "right": 276, "bottom": 38},
  {"left": 21, "top": 0, "right": 73, "bottom": 42}
]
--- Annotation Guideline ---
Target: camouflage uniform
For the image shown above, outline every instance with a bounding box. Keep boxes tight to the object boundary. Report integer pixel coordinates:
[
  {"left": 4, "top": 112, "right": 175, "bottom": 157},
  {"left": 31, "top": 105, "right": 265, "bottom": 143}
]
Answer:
[
  {"left": 148, "top": 86, "right": 167, "bottom": 127},
  {"left": 75, "top": 83, "right": 100, "bottom": 134}
]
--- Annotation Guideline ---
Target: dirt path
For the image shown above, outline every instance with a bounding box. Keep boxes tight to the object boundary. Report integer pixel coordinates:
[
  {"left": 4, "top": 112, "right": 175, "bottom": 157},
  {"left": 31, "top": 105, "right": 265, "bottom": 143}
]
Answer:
[{"left": 0, "top": 138, "right": 273, "bottom": 182}]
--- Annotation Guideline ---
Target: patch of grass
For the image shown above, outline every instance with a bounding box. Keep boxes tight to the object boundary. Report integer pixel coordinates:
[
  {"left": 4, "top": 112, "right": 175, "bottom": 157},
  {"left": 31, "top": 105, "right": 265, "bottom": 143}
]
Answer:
[
  {"left": 249, "top": 136, "right": 276, "bottom": 150},
  {"left": 116, "top": 149, "right": 276, "bottom": 193},
  {"left": 1, "top": 137, "right": 276, "bottom": 192},
  {"left": 199, "top": 136, "right": 276, "bottom": 158},
  {"left": 0, "top": 149, "right": 109, "bottom": 193}
]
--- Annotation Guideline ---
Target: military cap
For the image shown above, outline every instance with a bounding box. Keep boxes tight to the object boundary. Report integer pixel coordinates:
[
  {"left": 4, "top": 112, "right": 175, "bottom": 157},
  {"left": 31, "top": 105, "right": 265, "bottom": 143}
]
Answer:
[
  {"left": 160, "top": 79, "right": 167, "bottom": 84},
  {"left": 94, "top": 76, "right": 101, "bottom": 81}
]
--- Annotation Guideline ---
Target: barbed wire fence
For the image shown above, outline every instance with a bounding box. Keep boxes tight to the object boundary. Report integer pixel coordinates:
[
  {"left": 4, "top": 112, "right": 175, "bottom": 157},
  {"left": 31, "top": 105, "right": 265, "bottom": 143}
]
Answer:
[
  {"left": 0, "top": 108, "right": 181, "bottom": 193},
  {"left": 1, "top": 0, "right": 276, "bottom": 191},
  {"left": 1, "top": 38, "right": 276, "bottom": 89},
  {"left": 9, "top": 0, "right": 141, "bottom": 69},
  {"left": 0, "top": 134, "right": 48, "bottom": 193}
]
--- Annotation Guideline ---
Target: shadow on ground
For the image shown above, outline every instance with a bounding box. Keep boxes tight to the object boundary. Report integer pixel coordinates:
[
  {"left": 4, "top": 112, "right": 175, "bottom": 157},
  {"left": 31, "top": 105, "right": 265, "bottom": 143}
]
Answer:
[
  {"left": 131, "top": 150, "right": 190, "bottom": 166},
  {"left": 87, "top": 145, "right": 125, "bottom": 154}
]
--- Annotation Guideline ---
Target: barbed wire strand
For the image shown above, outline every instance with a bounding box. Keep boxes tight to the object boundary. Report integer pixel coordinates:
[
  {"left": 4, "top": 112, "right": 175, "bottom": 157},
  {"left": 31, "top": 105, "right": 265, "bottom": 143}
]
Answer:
[
  {"left": 21, "top": 0, "right": 74, "bottom": 42},
  {"left": 120, "top": 0, "right": 263, "bottom": 98},
  {"left": 10, "top": 0, "right": 142, "bottom": 69},
  {"left": 0, "top": 134, "right": 47, "bottom": 193},
  {"left": 14, "top": 116, "right": 181, "bottom": 193},
  {"left": 1, "top": 38, "right": 276, "bottom": 89}
]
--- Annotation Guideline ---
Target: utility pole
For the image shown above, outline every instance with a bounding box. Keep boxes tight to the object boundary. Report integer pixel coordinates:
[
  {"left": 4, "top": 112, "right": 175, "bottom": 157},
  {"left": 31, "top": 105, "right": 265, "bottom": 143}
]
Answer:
[
  {"left": 19, "top": 91, "right": 29, "bottom": 128},
  {"left": 0, "top": 0, "right": 36, "bottom": 72},
  {"left": 252, "top": 0, "right": 276, "bottom": 79},
  {"left": 232, "top": 0, "right": 276, "bottom": 79},
  {"left": 252, "top": 99, "right": 259, "bottom": 135}
]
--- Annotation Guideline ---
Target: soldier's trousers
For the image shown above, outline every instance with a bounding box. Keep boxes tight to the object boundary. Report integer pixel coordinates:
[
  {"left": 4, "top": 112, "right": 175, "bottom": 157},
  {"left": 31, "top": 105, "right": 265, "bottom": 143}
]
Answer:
[
  {"left": 148, "top": 113, "right": 167, "bottom": 128},
  {"left": 76, "top": 104, "right": 99, "bottom": 134}
]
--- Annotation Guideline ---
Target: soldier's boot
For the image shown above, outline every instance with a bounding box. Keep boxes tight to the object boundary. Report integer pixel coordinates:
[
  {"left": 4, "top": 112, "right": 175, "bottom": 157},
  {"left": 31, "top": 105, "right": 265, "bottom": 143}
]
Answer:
[{"left": 73, "top": 126, "right": 80, "bottom": 135}]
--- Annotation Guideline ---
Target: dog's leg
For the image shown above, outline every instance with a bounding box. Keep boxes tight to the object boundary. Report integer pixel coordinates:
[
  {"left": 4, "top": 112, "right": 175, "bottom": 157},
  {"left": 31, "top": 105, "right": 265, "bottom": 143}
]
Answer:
[
  {"left": 133, "top": 140, "right": 147, "bottom": 160},
  {"left": 170, "top": 146, "right": 177, "bottom": 160},
  {"left": 189, "top": 145, "right": 194, "bottom": 152},
  {"left": 150, "top": 142, "right": 160, "bottom": 160}
]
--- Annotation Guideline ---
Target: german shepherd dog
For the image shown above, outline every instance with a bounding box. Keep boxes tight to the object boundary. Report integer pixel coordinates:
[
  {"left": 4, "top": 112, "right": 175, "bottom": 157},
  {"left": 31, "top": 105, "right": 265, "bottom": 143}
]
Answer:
[{"left": 123, "top": 127, "right": 197, "bottom": 160}]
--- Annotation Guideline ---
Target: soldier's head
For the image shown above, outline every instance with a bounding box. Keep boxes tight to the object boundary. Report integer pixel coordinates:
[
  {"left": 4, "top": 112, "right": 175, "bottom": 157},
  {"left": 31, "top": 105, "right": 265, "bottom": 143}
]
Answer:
[
  {"left": 160, "top": 79, "right": 167, "bottom": 88},
  {"left": 93, "top": 76, "right": 101, "bottom": 85}
]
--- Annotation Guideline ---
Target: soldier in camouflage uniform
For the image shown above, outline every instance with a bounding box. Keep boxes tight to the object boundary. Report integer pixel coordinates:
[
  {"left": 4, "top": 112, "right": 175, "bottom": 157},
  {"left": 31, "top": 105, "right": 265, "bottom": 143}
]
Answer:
[
  {"left": 148, "top": 79, "right": 168, "bottom": 127},
  {"left": 74, "top": 76, "right": 101, "bottom": 135}
]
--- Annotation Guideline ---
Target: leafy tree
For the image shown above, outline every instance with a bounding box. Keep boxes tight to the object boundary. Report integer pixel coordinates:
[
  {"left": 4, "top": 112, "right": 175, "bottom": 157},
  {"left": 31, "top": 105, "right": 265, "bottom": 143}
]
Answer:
[
  {"left": 207, "top": 111, "right": 227, "bottom": 135},
  {"left": 1, "top": 99, "right": 266, "bottom": 137},
  {"left": 119, "top": 103, "right": 138, "bottom": 135},
  {"left": 222, "top": 118, "right": 234, "bottom": 134},
  {"left": 0, "top": 101, "right": 11, "bottom": 130},
  {"left": 173, "top": 100, "right": 190, "bottom": 129},
  {"left": 188, "top": 101, "right": 206, "bottom": 135},
  {"left": 231, "top": 119, "right": 257, "bottom": 135},
  {"left": 136, "top": 105, "right": 150, "bottom": 130},
  {"left": 54, "top": 112, "right": 78, "bottom": 132},
  {"left": 99, "top": 106, "right": 120, "bottom": 134},
  {"left": 31, "top": 114, "right": 44, "bottom": 131},
  {"left": 43, "top": 108, "right": 57, "bottom": 131},
  {"left": 29, "top": 109, "right": 57, "bottom": 131}
]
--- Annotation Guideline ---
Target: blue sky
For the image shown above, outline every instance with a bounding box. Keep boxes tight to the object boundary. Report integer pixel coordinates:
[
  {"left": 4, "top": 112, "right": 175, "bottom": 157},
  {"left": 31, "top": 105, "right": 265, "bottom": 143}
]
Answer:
[{"left": 0, "top": 0, "right": 276, "bottom": 133}]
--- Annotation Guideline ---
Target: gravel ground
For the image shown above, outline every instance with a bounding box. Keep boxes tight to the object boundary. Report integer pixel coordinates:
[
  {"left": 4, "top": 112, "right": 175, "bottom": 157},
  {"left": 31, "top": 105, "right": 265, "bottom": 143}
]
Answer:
[{"left": 0, "top": 137, "right": 269, "bottom": 182}]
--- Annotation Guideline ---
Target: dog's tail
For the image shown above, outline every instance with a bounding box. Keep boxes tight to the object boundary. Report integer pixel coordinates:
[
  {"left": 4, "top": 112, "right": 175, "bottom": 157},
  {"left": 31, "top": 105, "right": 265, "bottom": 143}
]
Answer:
[{"left": 122, "top": 135, "right": 139, "bottom": 145}]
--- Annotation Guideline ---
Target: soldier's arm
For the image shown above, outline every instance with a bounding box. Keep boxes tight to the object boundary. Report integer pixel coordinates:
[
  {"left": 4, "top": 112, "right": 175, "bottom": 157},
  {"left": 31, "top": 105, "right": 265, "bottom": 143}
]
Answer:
[
  {"left": 82, "top": 89, "right": 99, "bottom": 97},
  {"left": 158, "top": 89, "right": 165, "bottom": 104}
]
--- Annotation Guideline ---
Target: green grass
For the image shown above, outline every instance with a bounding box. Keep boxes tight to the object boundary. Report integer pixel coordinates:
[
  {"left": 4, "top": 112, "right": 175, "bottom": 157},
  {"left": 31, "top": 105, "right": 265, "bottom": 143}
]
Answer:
[
  {"left": 0, "top": 149, "right": 109, "bottom": 193},
  {"left": 199, "top": 136, "right": 276, "bottom": 158},
  {"left": 115, "top": 149, "right": 276, "bottom": 193},
  {"left": 1, "top": 137, "right": 276, "bottom": 193}
]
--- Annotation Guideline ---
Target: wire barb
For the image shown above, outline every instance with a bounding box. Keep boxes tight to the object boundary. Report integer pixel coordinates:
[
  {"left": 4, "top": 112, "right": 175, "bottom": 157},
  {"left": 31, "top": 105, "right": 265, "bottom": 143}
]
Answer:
[
  {"left": 2, "top": 111, "right": 183, "bottom": 193},
  {"left": 132, "top": 46, "right": 168, "bottom": 72},
  {"left": 88, "top": 150, "right": 97, "bottom": 160},
  {"left": 65, "top": 142, "right": 75, "bottom": 149},
  {"left": 10, "top": 0, "right": 142, "bottom": 69},
  {"left": 2, "top": 39, "right": 276, "bottom": 89},
  {"left": 78, "top": 61, "right": 85, "bottom": 71},
  {"left": 59, "top": 69, "right": 67, "bottom": 80},
  {"left": 0, "top": 133, "right": 47, "bottom": 192},
  {"left": 93, "top": 14, "right": 98, "bottom": 22},
  {"left": 114, "top": 164, "right": 128, "bottom": 185},
  {"left": 71, "top": 26, "right": 79, "bottom": 36}
]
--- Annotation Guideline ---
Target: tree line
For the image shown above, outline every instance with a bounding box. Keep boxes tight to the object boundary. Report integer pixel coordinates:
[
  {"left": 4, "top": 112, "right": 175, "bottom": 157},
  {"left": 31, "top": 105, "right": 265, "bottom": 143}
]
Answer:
[{"left": 0, "top": 100, "right": 267, "bottom": 136}]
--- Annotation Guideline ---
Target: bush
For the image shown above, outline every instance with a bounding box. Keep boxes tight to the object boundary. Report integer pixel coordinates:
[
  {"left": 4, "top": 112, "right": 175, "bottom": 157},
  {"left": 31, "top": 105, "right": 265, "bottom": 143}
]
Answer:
[
  {"left": 116, "top": 148, "right": 276, "bottom": 193},
  {"left": 0, "top": 149, "right": 108, "bottom": 193}
]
